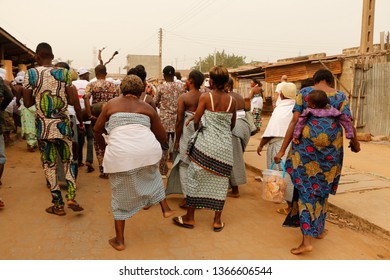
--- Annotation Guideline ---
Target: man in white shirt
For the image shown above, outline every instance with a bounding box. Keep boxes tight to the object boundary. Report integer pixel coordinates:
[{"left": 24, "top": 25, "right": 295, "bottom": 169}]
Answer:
[
  {"left": 73, "top": 68, "right": 94, "bottom": 173},
  {"left": 274, "top": 75, "right": 288, "bottom": 107}
]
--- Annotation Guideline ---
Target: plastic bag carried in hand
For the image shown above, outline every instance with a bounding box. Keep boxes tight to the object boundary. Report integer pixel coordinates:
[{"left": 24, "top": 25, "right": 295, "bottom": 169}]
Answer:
[{"left": 262, "top": 161, "right": 288, "bottom": 203}]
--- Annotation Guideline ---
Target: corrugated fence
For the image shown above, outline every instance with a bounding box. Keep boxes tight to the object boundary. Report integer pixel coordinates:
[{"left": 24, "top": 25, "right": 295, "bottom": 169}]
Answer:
[{"left": 352, "top": 61, "right": 390, "bottom": 137}]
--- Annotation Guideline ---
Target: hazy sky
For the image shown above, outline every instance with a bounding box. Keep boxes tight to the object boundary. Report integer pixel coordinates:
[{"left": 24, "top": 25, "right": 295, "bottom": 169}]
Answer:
[{"left": 2, "top": 0, "right": 389, "bottom": 74}]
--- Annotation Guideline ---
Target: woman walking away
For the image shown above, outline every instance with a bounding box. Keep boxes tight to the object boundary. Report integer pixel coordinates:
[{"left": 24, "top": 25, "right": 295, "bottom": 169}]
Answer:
[
  {"left": 172, "top": 66, "right": 236, "bottom": 232},
  {"left": 94, "top": 75, "right": 174, "bottom": 251},
  {"left": 274, "top": 69, "right": 360, "bottom": 255},
  {"left": 248, "top": 79, "right": 263, "bottom": 132}
]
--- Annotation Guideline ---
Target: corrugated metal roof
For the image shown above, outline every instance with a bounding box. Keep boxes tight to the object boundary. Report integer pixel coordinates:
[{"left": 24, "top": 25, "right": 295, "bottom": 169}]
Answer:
[{"left": 0, "top": 27, "right": 35, "bottom": 65}]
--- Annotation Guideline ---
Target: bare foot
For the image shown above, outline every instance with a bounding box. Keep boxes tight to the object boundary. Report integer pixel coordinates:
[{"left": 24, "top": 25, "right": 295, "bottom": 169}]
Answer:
[
  {"left": 163, "top": 209, "right": 175, "bottom": 218},
  {"left": 316, "top": 229, "right": 328, "bottom": 239},
  {"left": 109, "top": 238, "right": 125, "bottom": 251},
  {"left": 290, "top": 245, "right": 313, "bottom": 255},
  {"left": 143, "top": 205, "right": 152, "bottom": 210}
]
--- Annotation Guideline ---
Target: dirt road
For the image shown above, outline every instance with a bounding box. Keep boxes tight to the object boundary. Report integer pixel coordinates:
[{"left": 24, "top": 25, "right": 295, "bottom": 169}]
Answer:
[{"left": 0, "top": 139, "right": 389, "bottom": 260}]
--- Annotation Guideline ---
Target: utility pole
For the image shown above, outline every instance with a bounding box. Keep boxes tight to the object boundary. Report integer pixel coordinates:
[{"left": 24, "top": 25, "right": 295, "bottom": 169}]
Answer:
[
  {"left": 360, "top": 0, "right": 375, "bottom": 53},
  {"left": 92, "top": 47, "right": 97, "bottom": 67},
  {"left": 159, "top": 28, "right": 163, "bottom": 80}
]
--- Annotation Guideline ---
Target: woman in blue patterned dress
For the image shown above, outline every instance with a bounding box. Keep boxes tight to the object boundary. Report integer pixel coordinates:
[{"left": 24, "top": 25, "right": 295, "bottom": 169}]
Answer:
[
  {"left": 172, "top": 66, "right": 236, "bottom": 232},
  {"left": 274, "top": 69, "right": 360, "bottom": 255}
]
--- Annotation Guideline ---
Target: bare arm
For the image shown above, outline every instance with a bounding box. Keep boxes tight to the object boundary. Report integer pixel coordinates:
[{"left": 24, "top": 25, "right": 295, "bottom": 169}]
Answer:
[
  {"left": 257, "top": 137, "right": 273, "bottom": 156},
  {"left": 349, "top": 126, "right": 361, "bottom": 153},
  {"left": 150, "top": 109, "right": 167, "bottom": 145},
  {"left": 154, "top": 87, "right": 161, "bottom": 108},
  {"left": 83, "top": 84, "right": 95, "bottom": 121},
  {"left": 10, "top": 84, "right": 23, "bottom": 106},
  {"left": 274, "top": 111, "right": 300, "bottom": 163},
  {"left": 193, "top": 93, "right": 207, "bottom": 131},
  {"left": 145, "top": 95, "right": 157, "bottom": 111},
  {"left": 230, "top": 98, "right": 237, "bottom": 131},
  {"left": 22, "top": 88, "right": 34, "bottom": 108},
  {"left": 174, "top": 95, "right": 185, "bottom": 151},
  {"left": 93, "top": 102, "right": 110, "bottom": 149}
]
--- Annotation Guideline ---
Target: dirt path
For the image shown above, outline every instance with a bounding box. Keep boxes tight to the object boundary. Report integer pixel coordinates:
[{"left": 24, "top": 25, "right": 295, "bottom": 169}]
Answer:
[{"left": 0, "top": 139, "right": 389, "bottom": 260}]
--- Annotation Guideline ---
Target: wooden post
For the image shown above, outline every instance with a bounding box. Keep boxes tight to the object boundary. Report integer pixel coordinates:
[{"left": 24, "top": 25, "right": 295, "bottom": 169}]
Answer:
[
  {"left": 354, "top": 80, "right": 365, "bottom": 127},
  {"left": 159, "top": 28, "right": 162, "bottom": 80}
]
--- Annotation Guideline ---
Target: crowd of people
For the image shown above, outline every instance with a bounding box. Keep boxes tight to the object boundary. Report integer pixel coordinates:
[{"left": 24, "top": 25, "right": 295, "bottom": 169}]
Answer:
[{"left": 0, "top": 42, "right": 360, "bottom": 255}]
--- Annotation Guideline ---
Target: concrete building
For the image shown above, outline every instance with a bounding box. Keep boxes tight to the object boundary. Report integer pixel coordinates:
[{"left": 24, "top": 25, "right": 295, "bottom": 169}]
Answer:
[{"left": 124, "top": 54, "right": 160, "bottom": 81}]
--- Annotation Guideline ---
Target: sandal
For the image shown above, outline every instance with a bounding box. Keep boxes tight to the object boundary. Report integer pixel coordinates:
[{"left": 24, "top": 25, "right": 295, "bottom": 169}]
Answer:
[
  {"left": 213, "top": 222, "right": 225, "bottom": 232},
  {"left": 172, "top": 216, "right": 194, "bottom": 229},
  {"left": 67, "top": 200, "right": 84, "bottom": 212},
  {"left": 46, "top": 205, "right": 66, "bottom": 216},
  {"left": 0, "top": 199, "right": 4, "bottom": 208},
  {"left": 276, "top": 207, "right": 290, "bottom": 215},
  {"left": 86, "top": 162, "right": 95, "bottom": 173}
]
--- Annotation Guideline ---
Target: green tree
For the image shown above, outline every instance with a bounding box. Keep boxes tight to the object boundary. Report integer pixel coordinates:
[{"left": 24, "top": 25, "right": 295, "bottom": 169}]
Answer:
[{"left": 194, "top": 50, "right": 246, "bottom": 72}]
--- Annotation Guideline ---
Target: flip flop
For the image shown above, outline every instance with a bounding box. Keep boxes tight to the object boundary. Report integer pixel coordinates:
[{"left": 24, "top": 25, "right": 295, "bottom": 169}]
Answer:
[
  {"left": 67, "top": 200, "right": 84, "bottom": 212},
  {"left": 213, "top": 222, "right": 225, "bottom": 232},
  {"left": 46, "top": 205, "right": 66, "bottom": 216},
  {"left": 276, "top": 208, "right": 290, "bottom": 215},
  {"left": 172, "top": 216, "right": 194, "bottom": 229}
]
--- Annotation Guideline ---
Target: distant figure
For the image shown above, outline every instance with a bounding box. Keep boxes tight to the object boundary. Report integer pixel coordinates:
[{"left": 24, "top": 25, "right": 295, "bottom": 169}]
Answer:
[
  {"left": 73, "top": 68, "right": 95, "bottom": 173},
  {"left": 54, "top": 62, "right": 84, "bottom": 180},
  {"left": 154, "top": 65, "right": 185, "bottom": 178},
  {"left": 93, "top": 75, "right": 174, "bottom": 251},
  {"left": 127, "top": 66, "right": 157, "bottom": 111},
  {"left": 200, "top": 77, "right": 211, "bottom": 94},
  {"left": 10, "top": 71, "right": 38, "bottom": 152},
  {"left": 226, "top": 77, "right": 251, "bottom": 198},
  {"left": 165, "top": 70, "right": 204, "bottom": 208},
  {"left": 22, "top": 42, "right": 83, "bottom": 215},
  {"left": 248, "top": 79, "right": 263, "bottom": 132},
  {"left": 84, "top": 64, "right": 120, "bottom": 179},
  {"left": 257, "top": 82, "right": 297, "bottom": 215},
  {"left": 274, "top": 75, "right": 288, "bottom": 107}
]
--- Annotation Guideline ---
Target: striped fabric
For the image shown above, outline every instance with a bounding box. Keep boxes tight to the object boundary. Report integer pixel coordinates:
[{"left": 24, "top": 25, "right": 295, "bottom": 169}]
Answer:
[
  {"left": 186, "top": 110, "right": 233, "bottom": 211},
  {"left": 230, "top": 117, "right": 251, "bottom": 186},
  {"left": 109, "top": 165, "right": 165, "bottom": 220},
  {"left": 106, "top": 113, "right": 166, "bottom": 220}
]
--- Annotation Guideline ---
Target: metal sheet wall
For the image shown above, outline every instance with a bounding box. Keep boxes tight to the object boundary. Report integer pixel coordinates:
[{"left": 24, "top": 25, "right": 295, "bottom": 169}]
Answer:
[{"left": 353, "top": 61, "right": 390, "bottom": 137}]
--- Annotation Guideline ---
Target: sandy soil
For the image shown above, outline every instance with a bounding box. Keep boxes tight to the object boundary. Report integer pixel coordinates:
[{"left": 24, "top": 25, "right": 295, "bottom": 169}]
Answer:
[{"left": 0, "top": 138, "right": 389, "bottom": 260}]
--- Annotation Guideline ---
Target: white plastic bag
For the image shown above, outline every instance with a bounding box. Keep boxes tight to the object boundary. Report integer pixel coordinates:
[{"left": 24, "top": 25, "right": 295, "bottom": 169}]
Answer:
[{"left": 262, "top": 161, "right": 288, "bottom": 203}]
